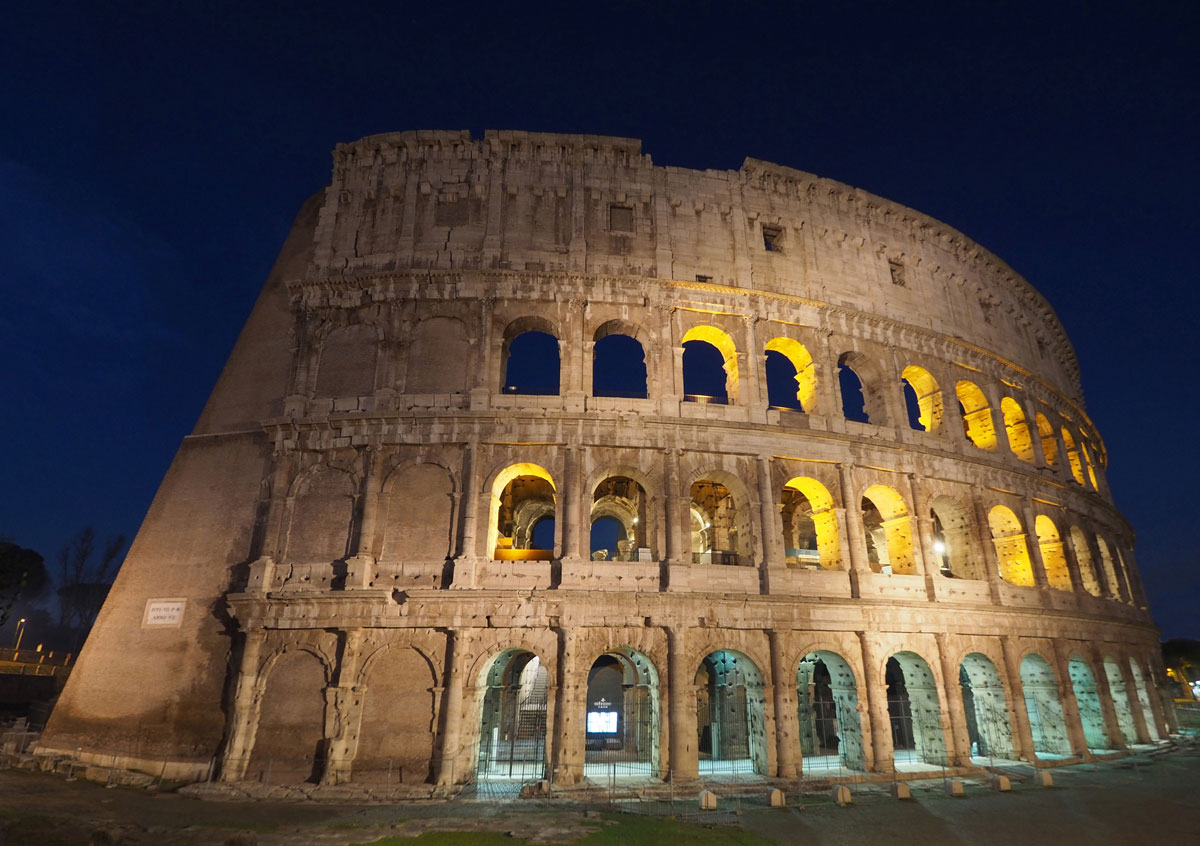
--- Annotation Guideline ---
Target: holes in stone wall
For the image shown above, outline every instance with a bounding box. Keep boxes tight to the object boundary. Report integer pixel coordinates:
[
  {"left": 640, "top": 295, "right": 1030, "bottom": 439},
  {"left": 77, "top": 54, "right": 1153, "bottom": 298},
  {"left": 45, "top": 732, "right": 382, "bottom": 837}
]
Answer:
[
  {"left": 959, "top": 653, "right": 1014, "bottom": 760},
  {"left": 1036, "top": 413, "right": 1058, "bottom": 467},
  {"left": 1001, "top": 397, "right": 1035, "bottom": 462},
  {"left": 930, "top": 496, "right": 982, "bottom": 579},
  {"left": 886, "top": 652, "right": 947, "bottom": 767},
  {"left": 696, "top": 650, "right": 768, "bottom": 775},
  {"left": 591, "top": 475, "right": 650, "bottom": 561},
  {"left": 1020, "top": 653, "right": 1072, "bottom": 757},
  {"left": 1067, "top": 656, "right": 1112, "bottom": 751},
  {"left": 1033, "top": 515, "right": 1073, "bottom": 591},
  {"left": 797, "top": 651, "right": 865, "bottom": 772}
]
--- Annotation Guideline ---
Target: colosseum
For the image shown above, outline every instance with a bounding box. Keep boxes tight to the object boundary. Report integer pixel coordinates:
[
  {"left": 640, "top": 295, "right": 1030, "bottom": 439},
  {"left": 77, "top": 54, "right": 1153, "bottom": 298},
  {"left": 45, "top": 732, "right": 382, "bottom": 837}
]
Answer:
[{"left": 37, "top": 129, "right": 1176, "bottom": 790}]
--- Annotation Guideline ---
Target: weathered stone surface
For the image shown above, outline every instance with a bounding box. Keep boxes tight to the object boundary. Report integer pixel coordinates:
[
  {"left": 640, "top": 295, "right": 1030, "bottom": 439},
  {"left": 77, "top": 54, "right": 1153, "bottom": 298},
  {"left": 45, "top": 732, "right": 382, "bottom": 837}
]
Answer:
[{"left": 36, "top": 130, "right": 1169, "bottom": 790}]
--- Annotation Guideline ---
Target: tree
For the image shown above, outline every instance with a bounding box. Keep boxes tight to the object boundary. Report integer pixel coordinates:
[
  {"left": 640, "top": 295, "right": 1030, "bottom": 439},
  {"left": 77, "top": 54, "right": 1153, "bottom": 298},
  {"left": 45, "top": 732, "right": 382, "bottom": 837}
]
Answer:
[
  {"left": 56, "top": 527, "right": 126, "bottom": 648},
  {"left": 0, "top": 539, "right": 47, "bottom": 627}
]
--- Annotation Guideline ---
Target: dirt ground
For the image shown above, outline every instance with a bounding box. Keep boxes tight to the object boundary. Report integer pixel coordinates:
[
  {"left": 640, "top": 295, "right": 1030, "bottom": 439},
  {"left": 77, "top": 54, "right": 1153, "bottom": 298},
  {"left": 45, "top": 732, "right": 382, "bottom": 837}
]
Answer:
[{"left": 2, "top": 747, "right": 1198, "bottom": 846}]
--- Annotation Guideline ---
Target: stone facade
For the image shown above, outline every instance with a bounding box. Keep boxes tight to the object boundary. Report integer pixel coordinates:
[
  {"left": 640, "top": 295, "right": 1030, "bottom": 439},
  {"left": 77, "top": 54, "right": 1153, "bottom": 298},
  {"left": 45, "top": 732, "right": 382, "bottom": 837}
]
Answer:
[{"left": 37, "top": 130, "right": 1174, "bottom": 786}]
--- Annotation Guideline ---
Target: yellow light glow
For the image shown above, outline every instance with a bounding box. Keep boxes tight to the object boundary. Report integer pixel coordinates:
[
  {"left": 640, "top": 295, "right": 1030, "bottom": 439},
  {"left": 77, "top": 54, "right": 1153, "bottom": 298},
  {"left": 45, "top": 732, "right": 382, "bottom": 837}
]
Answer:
[
  {"left": 901, "top": 365, "right": 943, "bottom": 432},
  {"left": 989, "top": 506, "right": 1034, "bottom": 587},
  {"left": 765, "top": 337, "right": 817, "bottom": 412},
  {"left": 1034, "top": 515, "right": 1072, "bottom": 591},
  {"left": 956, "top": 381, "right": 998, "bottom": 450},
  {"left": 783, "top": 476, "right": 841, "bottom": 569}
]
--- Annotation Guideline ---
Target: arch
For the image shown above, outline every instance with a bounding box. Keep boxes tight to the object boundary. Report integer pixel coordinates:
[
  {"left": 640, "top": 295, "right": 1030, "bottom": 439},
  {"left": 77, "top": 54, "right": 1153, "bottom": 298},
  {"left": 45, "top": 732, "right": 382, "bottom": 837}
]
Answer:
[
  {"left": 1128, "top": 658, "right": 1161, "bottom": 741},
  {"left": 1061, "top": 427, "right": 1086, "bottom": 485},
  {"left": 781, "top": 476, "right": 841, "bottom": 570},
  {"left": 502, "top": 317, "right": 560, "bottom": 395},
  {"left": 764, "top": 337, "right": 816, "bottom": 412},
  {"left": 689, "top": 470, "right": 752, "bottom": 565},
  {"left": 592, "top": 332, "right": 648, "bottom": 398},
  {"left": 379, "top": 462, "right": 455, "bottom": 562},
  {"left": 477, "top": 649, "right": 549, "bottom": 780},
  {"left": 681, "top": 325, "right": 738, "bottom": 404},
  {"left": 1095, "top": 536, "right": 1122, "bottom": 601},
  {"left": 886, "top": 651, "right": 948, "bottom": 768},
  {"left": 1069, "top": 525, "right": 1102, "bottom": 597},
  {"left": 1019, "top": 653, "right": 1072, "bottom": 757},
  {"left": 1035, "top": 412, "right": 1058, "bottom": 467},
  {"left": 956, "top": 381, "right": 998, "bottom": 450},
  {"left": 1080, "top": 440, "right": 1099, "bottom": 489},
  {"left": 988, "top": 505, "right": 1034, "bottom": 587},
  {"left": 1001, "top": 397, "right": 1035, "bottom": 462},
  {"left": 1033, "top": 515, "right": 1073, "bottom": 591},
  {"left": 1101, "top": 657, "right": 1139, "bottom": 746},
  {"left": 958, "top": 653, "right": 1014, "bottom": 760},
  {"left": 861, "top": 485, "right": 915, "bottom": 575},
  {"left": 405, "top": 316, "right": 470, "bottom": 394},
  {"left": 590, "top": 474, "right": 651, "bottom": 560},
  {"left": 796, "top": 650, "right": 865, "bottom": 772},
  {"left": 695, "top": 650, "right": 768, "bottom": 775},
  {"left": 354, "top": 646, "right": 437, "bottom": 783},
  {"left": 246, "top": 650, "right": 327, "bottom": 784},
  {"left": 837, "top": 351, "right": 888, "bottom": 424},
  {"left": 315, "top": 323, "right": 377, "bottom": 398},
  {"left": 901, "top": 365, "right": 943, "bottom": 433},
  {"left": 487, "top": 463, "right": 556, "bottom": 561},
  {"left": 930, "top": 495, "right": 983, "bottom": 579},
  {"left": 286, "top": 466, "right": 356, "bottom": 564},
  {"left": 583, "top": 647, "right": 661, "bottom": 777},
  {"left": 1068, "top": 656, "right": 1112, "bottom": 751}
]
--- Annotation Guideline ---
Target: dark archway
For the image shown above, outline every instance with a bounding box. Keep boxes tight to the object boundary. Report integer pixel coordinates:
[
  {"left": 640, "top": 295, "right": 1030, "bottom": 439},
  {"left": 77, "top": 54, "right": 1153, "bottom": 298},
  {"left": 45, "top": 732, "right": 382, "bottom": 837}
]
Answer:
[{"left": 583, "top": 648, "right": 660, "bottom": 778}]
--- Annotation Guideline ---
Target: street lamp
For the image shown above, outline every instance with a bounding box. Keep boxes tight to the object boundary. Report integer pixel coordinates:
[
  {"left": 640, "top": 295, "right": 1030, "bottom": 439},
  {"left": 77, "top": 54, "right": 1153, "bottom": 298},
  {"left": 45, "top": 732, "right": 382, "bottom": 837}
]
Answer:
[{"left": 13, "top": 618, "right": 26, "bottom": 651}]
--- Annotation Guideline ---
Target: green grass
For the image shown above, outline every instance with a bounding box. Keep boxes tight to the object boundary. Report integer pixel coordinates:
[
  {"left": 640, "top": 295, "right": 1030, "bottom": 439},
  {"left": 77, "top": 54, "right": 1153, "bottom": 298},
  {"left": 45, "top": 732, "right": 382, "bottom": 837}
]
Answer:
[{"left": 350, "top": 813, "right": 775, "bottom": 846}]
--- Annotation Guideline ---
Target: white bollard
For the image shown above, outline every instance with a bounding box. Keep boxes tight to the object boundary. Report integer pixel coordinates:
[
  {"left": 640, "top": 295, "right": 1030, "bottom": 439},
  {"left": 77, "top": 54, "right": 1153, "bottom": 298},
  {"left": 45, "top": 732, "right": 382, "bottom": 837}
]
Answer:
[
  {"left": 699, "top": 789, "right": 717, "bottom": 810},
  {"left": 944, "top": 779, "right": 964, "bottom": 797},
  {"left": 832, "top": 785, "right": 852, "bottom": 806},
  {"left": 1037, "top": 771, "right": 1054, "bottom": 787},
  {"left": 767, "top": 787, "right": 786, "bottom": 807},
  {"left": 891, "top": 782, "right": 911, "bottom": 799},
  {"left": 991, "top": 774, "right": 1011, "bottom": 792}
]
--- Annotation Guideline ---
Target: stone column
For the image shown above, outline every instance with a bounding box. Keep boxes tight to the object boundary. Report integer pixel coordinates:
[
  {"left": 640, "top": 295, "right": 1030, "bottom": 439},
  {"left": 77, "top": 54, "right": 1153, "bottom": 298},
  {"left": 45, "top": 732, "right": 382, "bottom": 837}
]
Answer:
[
  {"left": 563, "top": 298, "right": 586, "bottom": 411},
  {"left": 667, "top": 627, "right": 698, "bottom": 781},
  {"left": 1089, "top": 646, "right": 1128, "bottom": 751},
  {"left": 1050, "top": 640, "right": 1090, "bottom": 758},
  {"left": 322, "top": 628, "right": 366, "bottom": 785},
  {"left": 346, "top": 449, "right": 382, "bottom": 588},
  {"left": 470, "top": 296, "right": 495, "bottom": 410},
  {"left": 561, "top": 445, "right": 587, "bottom": 562},
  {"left": 451, "top": 442, "right": 482, "bottom": 588},
  {"left": 260, "top": 451, "right": 294, "bottom": 562},
  {"left": 899, "top": 472, "right": 931, "bottom": 584},
  {"left": 1020, "top": 501, "right": 1052, "bottom": 590},
  {"left": 857, "top": 632, "right": 894, "bottom": 773},
  {"left": 757, "top": 455, "right": 783, "bottom": 588},
  {"left": 437, "top": 629, "right": 470, "bottom": 784},
  {"left": 934, "top": 633, "right": 970, "bottom": 766},
  {"left": 768, "top": 630, "right": 799, "bottom": 779},
  {"left": 552, "top": 626, "right": 585, "bottom": 784},
  {"left": 741, "top": 315, "right": 767, "bottom": 422},
  {"left": 971, "top": 486, "right": 1004, "bottom": 602},
  {"left": 999, "top": 636, "right": 1037, "bottom": 762},
  {"left": 838, "top": 463, "right": 869, "bottom": 596},
  {"left": 1022, "top": 398, "right": 1048, "bottom": 467},
  {"left": 1057, "top": 512, "right": 1088, "bottom": 596},
  {"left": 664, "top": 448, "right": 686, "bottom": 568},
  {"left": 220, "top": 629, "right": 267, "bottom": 782}
]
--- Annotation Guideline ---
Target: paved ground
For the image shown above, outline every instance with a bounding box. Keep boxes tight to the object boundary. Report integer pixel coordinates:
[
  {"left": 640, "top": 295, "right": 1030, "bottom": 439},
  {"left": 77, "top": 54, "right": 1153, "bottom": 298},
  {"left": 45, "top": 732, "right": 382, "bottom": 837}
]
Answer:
[{"left": 1, "top": 747, "right": 1198, "bottom": 845}]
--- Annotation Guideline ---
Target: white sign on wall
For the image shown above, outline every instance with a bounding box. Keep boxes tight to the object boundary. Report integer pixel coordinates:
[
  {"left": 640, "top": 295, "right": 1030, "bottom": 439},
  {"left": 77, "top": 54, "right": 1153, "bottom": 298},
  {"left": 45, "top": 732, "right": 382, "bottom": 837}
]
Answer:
[{"left": 142, "top": 599, "right": 186, "bottom": 628}]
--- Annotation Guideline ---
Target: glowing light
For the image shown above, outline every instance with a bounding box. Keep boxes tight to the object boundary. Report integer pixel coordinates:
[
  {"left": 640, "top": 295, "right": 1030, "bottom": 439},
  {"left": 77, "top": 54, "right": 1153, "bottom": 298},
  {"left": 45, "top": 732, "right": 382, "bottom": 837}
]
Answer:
[{"left": 933, "top": 540, "right": 946, "bottom": 555}]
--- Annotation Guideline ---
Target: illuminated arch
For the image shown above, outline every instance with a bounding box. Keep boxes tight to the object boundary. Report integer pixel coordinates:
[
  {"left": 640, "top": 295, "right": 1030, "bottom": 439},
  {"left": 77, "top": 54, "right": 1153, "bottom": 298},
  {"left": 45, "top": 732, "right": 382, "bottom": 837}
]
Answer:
[
  {"left": 1033, "top": 514, "right": 1073, "bottom": 591},
  {"left": 781, "top": 476, "right": 841, "bottom": 570},
  {"left": 1069, "top": 525, "right": 1101, "bottom": 596},
  {"left": 901, "top": 365, "right": 943, "bottom": 432},
  {"left": 956, "top": 381, "right": 997, "bottom": 449},
  {"left": 1001, "top": 397, "right": 1035, "bottom": 462},
  {"left": 1079, "top": 440, "right": 1099, "bottom": 489},
  {"left": 487, "top": 463, "right": 556, "bottom": 560},
  {"left": 861, "top": 484, "right": 915, "bottom": 575},
  {"left": 764, "top": 337, "right": 816, "bottom": 412},
  {"left": 689, "top": 469, "right": 752, "bottom": 564},
  {"left": 1061, "top": 428, "right": 1085, "bottom": 485},
  {"left": 930, "top": 495, "right": 983, "bottom": 579},
  {"left": 1095, "top": 536, "right": 1121, "bottom": 601},
  {"left": 988, "top": 505, "right": 1033, "bottom": 586},
  {"left": 1035, "top": 412, "right": 1058, "bottom": 467},
  {"left": 681, "top": 325, "right": 739, "bottom": 403}
]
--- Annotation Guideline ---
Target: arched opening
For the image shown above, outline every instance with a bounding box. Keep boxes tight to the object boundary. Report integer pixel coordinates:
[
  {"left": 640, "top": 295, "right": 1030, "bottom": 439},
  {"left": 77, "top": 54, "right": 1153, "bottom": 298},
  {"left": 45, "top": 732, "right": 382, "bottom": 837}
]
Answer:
[
  {"left": 837, "top": 351, "right": 886, "bottom": 423},
  {"left": 593, "top": 332, "right": 647, "bottom": 399},
  {"left": 1001, "top": 397, "right": 1035, "bottom": 462},
  {"left": 780, "top": 477, "right": 841, "bottom": 570},
  {"left": 1115, "top": 547, "right": 1136, "bottom": 604},
  {"left": 488, "top": 463, "right": 556, "bottom": 561},
  {"left": 1069, "top": 526, "right": 1102, "bottom": 596},
  {"left": 956, "top": 381, "right": 997, "bottom": 449},
  {"left": 247, "top": 651, "right": 327, "bottom": 784},
  {"left": 1020, "top": 654, "right": 1072, "bottom": 757},
  {"left": 901, "top": 365, "right": 943, "bottom": 432},
  {"left": 502, "top": 324, "right": 560, "bottom": 395},
  {"left": 930, "top": 495, "right": 983, "bottom": 579},
  {"left": 796, "top": 651, "right": 865, "bottom": 773},
  {"left": 959, "top": 653, "right": 1014, "bottom": 761},
  {"left": 690, "top": 476, "right": 749, "bottom": 566},
  {"left": 681, "top": 325, "right": 737, "bottom": 404},
  {"left": 1061, "top": 428, "right": 1085, "bottom": 485},
  {"left": 354, "top": 647, "right": 437, "bottom": 783},
  {"left": 583, "top": 648, "right": 660, "bottom": 778},
  {"left": 378, "top": 463, "right": 454, "bottom": 564},
  {"left": 861, "top": 485, "right": 915, "bottom": 575},
  {"left": 886, "top": 652, "right": 948, "bottom": 769},
  {"left": 591, "top": 475, "right": 650, "bottom": 561},
  {"left": 695, "top": 650, "right": 767, "bottom": 775},
  {"left": 477, "top": 650, "right": 549, "bottom": 781},
  {"left": 1080, "top": 439, "right": 1099, "bottom": 489},
  {"left": 1035, "top": 412, "right": 1058, "bottom": 467},
  {"left": 764, "top": 338, "right": 816, "bottom": 411},
  {"left": 286, "top": 467, "right": 356, "bottom": 565},
  {"left": 1095, "top": 536, "right": 1122, "bottom": 601},
  {"left": 1068, "top": 656, "right": 1113, "bottom": 751},
  {"left": 1129, "top": 659, "right": 1161, "bottom": 741},
  {"left": 1033, "top": 515, "right": 1073, "bottom": 591},
  {"left": 1102, "top": 657, "right": 1139, "bottom": 746},
  {"left": 988, "top": 506, "right": 1034, "bottom": 587}
]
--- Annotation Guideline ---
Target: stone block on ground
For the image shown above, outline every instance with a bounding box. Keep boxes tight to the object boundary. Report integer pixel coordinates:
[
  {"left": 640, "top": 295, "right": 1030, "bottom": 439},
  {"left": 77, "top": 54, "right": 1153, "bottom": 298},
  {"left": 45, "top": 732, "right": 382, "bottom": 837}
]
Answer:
[
  {"left": 1037, "top": 771, "right": 1054, "bottom": 787},
  {"left": 991, "top": 774, "right": 1011, "bottom": 791},
  {"left": 699, "top": 789, "right": 717, "bottom": 810},
  {"left": 767, "top": 787, "right": 785, "bottom": 807},
  {"left": 891, "top": 781, "right": 911, "bottom": 799},
  {"left": 833, "top": 784, "right": 852, "bottom": 806},
  {"left": 944, "top": 779, "right": 964, "bottom": 797}
]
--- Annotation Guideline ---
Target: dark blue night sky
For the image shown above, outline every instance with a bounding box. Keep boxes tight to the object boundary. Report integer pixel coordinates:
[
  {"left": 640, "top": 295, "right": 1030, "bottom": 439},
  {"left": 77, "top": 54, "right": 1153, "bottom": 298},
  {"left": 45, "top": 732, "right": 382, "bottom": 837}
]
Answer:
[{"left": 2, "top": 2, "right": 1197, "bottom": 638}]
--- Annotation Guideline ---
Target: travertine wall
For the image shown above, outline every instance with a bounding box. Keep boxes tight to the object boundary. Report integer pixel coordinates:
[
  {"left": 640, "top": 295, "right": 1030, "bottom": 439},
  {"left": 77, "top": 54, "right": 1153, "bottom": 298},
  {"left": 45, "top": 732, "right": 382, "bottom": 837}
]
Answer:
[{"left": 38, "top": 131, "right": 1171, "bottom": 785}]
